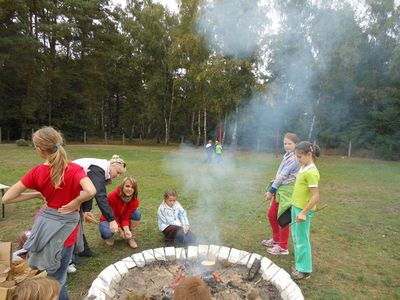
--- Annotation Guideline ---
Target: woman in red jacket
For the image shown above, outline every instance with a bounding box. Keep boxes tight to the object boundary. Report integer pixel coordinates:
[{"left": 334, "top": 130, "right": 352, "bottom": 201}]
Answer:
[{"left": 98, "top": 176, "right": 141, "bottom": 249}]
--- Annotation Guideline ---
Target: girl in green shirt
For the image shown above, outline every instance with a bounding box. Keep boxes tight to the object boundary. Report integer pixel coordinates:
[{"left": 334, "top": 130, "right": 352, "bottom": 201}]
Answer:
[{"left": 291, "top": 141, "right": 321, "bottom": 280}]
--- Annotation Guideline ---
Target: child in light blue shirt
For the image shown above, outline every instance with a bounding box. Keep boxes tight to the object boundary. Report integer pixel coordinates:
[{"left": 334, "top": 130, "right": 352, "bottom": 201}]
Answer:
[{"left": 157, "top": 189, "right": 196, "bottom": 246}]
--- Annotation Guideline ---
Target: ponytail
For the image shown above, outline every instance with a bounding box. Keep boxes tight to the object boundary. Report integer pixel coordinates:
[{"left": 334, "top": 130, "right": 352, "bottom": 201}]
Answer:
[
  {"left": 32, "top": 127, "right": 68, "bottom": 188},
  {"left": 295, "top": 141, "right": 321, "bottom": 160}
]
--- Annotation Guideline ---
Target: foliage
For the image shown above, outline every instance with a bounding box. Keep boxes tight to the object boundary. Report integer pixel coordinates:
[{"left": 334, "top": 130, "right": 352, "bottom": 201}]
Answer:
[
  {"left": 0, "top": 0, "right": 399, "bottom": 159},
  {"left": 15, "top": 139, "right": 30, "bottom": 146}
]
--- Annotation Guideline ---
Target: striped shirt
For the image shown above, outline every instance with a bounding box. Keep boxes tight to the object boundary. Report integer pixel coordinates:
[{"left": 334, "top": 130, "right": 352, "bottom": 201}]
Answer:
[{"left": 271, "top": 151, "right": 300, "bottom": 190}]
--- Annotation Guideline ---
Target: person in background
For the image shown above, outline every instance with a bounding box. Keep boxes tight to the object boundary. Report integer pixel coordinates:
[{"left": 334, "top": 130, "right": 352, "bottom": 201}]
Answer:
[
  {"left": 12, "top": 277, "right": 60, "bottom": 300},
  {"left": 262, "top": 132, "right": 300, "bottom": 255},
  {"left": 73, "top": 155, "right": 126, "bottom": 257},
  {"left": 215, "top": 140, "right": 223, "bottom": 163},
  {"left": 205, "top": 140, "right": 213, "bottom": 163},
  {"left": 157, "top": 189, "right": 196, "bottom": 247},
  {"left": 290, "top": 141, "right": 321, "bottom": 280},
  {"left": 173, "top": 276, "right": 212, "bottom": 300},
  {"left": 2, "top": 126, "right": 96, "bottom": 300},
  {"left": 98, "top": 176, "right": 141, "bottom": 249}
]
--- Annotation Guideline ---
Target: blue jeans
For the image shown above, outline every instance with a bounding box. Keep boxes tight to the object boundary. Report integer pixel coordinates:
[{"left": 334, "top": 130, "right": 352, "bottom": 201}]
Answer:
[
  {"left": 99, "top": 209, "right": 141, "bottom": 239},
  {"left": 48, "top": 246, "right": 73, "bottom": 300}
]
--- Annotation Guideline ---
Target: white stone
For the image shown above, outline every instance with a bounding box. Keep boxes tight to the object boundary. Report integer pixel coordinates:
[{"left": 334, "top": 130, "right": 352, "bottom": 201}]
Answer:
[
  {"left": 281, "top": 282, "right": 302, "bottom": 300},
  {"left": 271, "top": 269, "right": 292, "bottom": 292},
  {"left": 98, "top": 265, "right": 122, "bottom": 286},
  {"left": 91, "top": 277, "right": 115, "bottom": 298},
  {"left": 198, "top": 244, "right": 209, "bottom": 258},
  {"left": 217, "top": 246, "right": 230, "bottom": 260},
  {"left": 261, "top": 261, "right": 280, "bottom": 281},
  {"left": 288, "top": 289, "right": 304, "bottom": 300},
  {"left": 131, "top": 252, "right": 146, "bottom": 267},
  {"left": 153, "top": 247, "right": 167, "bottom": 261},
  {"left": 142, "top": 249, "right": 156, "bottom": 263},
  {"left": 113, "top": 261, "right": 129, "bottom": 277},
  {"left": 208, "top": 244, "right": 220, "bottom": 258},
  {"left": 175, "top": 247, "right": 186, "bottom": 260},
  {"left": 187, "top": 245, "right": 198, "bottom": 260},
  {"left": 247, "top": 253, "right": 262, "bottom": 269},
  {"left": 228, "top": 248, "right": 241, "bottom": 264},
  {"left": 86, "top": 285, "right": 106, "bottom": 300},
  {"left": 237, "top": 250, "right": 251, "bottom": 265},
  {"left": 121, "top": 257, "right": 136, "bottom": 269},
  {"left": 164, "top": 247, "right": 176, "bottom": 261}
]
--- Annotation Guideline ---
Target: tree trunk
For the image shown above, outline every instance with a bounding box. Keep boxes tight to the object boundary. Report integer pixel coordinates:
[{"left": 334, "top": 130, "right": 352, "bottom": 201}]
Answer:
[
  {"left": 191, "top": 111, "right": 195, "bottom": 136},
  {"left": 222, "top": 113, "right": 227, "bottom": 144},
  {"left": 196, "top": 110, "right": 201, "bottom": 146},
  {"left": 231, "top": 104, "right": 239, "bottom": 150},
  {"left": 203, "top": 106, "right": 207, "bottom": 145},
  {"left": 164, "top": 118, "right": 169, "bottom": 145}
]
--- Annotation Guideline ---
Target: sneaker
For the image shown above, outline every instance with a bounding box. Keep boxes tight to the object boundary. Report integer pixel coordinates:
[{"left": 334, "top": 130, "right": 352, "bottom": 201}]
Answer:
[
  {"left": 261, "top": 238, "right": 278, "bottom": 247},
  {"left": 267, "top": 245, "right": 289, "bottom": 255},
  {"left": 291, "top": 270, "right": 310, "bottom": 280},
  {"left": 67, "top": 263, "right": 76, "bottom": 273}
]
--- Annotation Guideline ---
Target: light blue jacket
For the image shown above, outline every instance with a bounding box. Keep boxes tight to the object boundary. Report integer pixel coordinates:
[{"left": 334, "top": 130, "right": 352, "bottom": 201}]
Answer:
[{"left": 157, "top": 201, "right": 190, "bottom": 232}]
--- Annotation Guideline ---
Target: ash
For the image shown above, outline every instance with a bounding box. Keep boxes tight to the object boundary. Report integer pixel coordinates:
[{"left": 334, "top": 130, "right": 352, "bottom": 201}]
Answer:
[{"left": 114, "top": 260, "right": 280, "bottom": 300}]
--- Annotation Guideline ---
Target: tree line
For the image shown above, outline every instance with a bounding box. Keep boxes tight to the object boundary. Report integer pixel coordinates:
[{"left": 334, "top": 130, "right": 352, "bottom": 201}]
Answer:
[{"left": 0, "top": 0, "right": 399, "bottom": 159}]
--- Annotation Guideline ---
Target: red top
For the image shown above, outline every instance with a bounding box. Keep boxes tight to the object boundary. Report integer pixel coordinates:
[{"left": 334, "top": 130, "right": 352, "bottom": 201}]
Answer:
[
  {"left": 21, "top": 162, "right": 87, "bottom": 246},
  {"left": 99, "top": 187, "right": 139, "bottom": 227}
]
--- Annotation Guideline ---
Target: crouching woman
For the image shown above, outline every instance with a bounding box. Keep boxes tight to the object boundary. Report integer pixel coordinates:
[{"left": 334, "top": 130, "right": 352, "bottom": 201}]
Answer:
[{"left": 98, "top": 177, "right": 141, "bottom": 249}]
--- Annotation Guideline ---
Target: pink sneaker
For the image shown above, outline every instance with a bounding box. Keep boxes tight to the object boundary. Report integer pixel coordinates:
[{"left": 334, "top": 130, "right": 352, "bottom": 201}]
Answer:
[
  {"left": 267, "top": 245, "right": 289, "bottom": 255},
  {"left": 261, "top": 238, "right": 278, "bottom": 247}
]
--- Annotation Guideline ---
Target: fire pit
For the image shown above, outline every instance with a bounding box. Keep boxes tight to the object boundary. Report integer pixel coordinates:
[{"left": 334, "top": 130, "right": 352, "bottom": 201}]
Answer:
[{"left": 86, "top": 245, "right": 303, "bottom": 300}]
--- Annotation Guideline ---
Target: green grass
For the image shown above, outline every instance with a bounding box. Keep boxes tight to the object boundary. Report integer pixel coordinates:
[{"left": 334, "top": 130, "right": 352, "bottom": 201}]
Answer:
[{"left": 0, "top": 144, "right": 399, "bottom": 299}]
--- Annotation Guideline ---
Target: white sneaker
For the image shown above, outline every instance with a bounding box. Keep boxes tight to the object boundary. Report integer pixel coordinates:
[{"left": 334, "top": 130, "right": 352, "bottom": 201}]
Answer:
[{"left": 67, "top": 263, "right": 77, "bottom": 273}]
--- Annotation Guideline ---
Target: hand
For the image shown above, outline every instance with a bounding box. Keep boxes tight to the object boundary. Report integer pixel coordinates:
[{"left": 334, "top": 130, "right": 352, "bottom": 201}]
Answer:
[
  {"left": 83, "top": 212, "right": 98, "bottom": 224},
  {"left": 118, "top": 227, "right": 126, "bottom": 239},
  {"left": 109, "top": 220, "right": 119, "bottom": 233},
  {"left": 124, "top": 230, "right": 132, "bottom": 239},
  {"left": 183, "top": 225, "right": 189, "bottom": 234},
  {"left": 58, "top": 199, "right": 80, "bottom": 214},
  {"left": 295, "top": 211, "right": 306, "bottom": 222},
  {"left": 264, "top": 192, "right": 273, "bottom": 201}
]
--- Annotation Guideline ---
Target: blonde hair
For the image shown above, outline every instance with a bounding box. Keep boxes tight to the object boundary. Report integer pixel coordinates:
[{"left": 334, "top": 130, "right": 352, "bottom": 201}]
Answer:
[
  {"left": 110, "top": 154, "right": 126, "bottom": 173},
  {"left": 173, "top": 276, "right": 212, "bottom": 300},
  {"left": 32, "top": 127, "right": 68, "bottom": 188},
  {"left": 164, "top": 188, "right": 177, "bottom": 199},
  {"left": 119, "top": 176, "right": 138, "bottom": 199},
  {"left": 12, "top": 277, "right": 60, "bottom": 300},
  {"left": 284, "top": 132, "right": 300, "bottom": 144}
]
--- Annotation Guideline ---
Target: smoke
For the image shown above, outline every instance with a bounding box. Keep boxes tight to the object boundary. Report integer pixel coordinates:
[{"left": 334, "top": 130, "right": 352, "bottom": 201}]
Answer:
[
  {"left": 162, "top": 145, "right": 260, "bottom": 244},
  {"left": 196, "top": 0, "right": 270, "bottom": 59},
  {"left": 196, "top": 0, "right": 369, "bottom": 147}
]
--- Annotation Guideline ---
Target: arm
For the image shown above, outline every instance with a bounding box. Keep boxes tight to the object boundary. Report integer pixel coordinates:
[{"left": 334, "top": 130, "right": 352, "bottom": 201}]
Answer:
[
  {"left": 58, "top": 177, "right": 96, "bottom": 214},
  {"left": 270, "top": 156, "right": 298, "bottom": 192},
  {"left": 86, "top": 166, "right": 115, "bottom": 222},
  {"left": 2, "top": 181, "right": 42, "bottom": 204},
  {"left": 157, "top": 205, "right": 169, "bottom": 231},
  {"left": 177, "top": 203, "right": 190, "bottom": 231},
  {"left": 295, "top": 187, "right": 319, "bottom": 222}
]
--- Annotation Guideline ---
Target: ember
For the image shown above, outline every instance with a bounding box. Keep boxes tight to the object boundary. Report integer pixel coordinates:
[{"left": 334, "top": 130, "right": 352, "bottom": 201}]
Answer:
[{"left": 114, "top": 260, "right": 280, "bottom": 300}]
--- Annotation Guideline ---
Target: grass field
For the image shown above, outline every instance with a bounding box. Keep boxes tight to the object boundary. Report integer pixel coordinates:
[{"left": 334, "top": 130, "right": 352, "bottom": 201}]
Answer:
[{"left": 0, "top": 144, "right": 399, "bottom": 299}]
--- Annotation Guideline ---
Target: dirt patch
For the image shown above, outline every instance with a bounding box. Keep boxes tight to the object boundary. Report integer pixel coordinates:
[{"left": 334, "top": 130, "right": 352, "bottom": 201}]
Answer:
[{"left": 115, "top": 260, "right": 280, "bottom": 300}]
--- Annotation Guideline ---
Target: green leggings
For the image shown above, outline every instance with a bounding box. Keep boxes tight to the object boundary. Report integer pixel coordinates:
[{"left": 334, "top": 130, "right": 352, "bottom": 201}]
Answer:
[{"left": 291, "top": 206, "right": 314, "bottom": 273}]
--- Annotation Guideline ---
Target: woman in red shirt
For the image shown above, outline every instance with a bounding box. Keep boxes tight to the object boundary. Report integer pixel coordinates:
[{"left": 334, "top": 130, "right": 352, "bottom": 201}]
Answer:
[
  {"left": 98, "top": 176, "right": 141, "bottom": 249},
  {"left": 2, "top": 126, "right": 96, "bottom": 300}
]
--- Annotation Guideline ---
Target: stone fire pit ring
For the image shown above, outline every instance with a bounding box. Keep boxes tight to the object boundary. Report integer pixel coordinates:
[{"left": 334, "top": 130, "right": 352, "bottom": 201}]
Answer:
[{"left": 85, "top": 244, "right": 304, "bottom": 300}]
